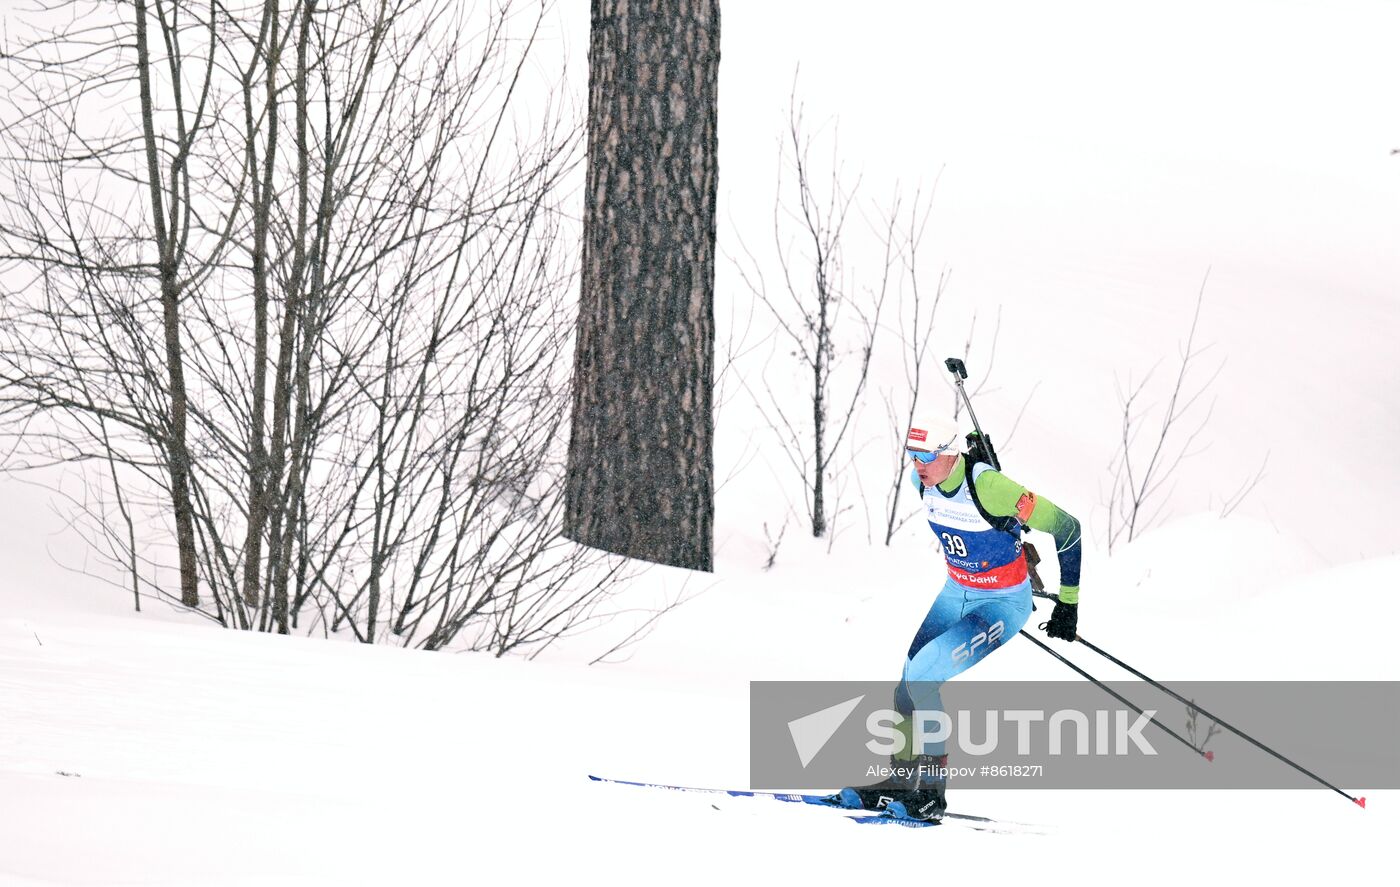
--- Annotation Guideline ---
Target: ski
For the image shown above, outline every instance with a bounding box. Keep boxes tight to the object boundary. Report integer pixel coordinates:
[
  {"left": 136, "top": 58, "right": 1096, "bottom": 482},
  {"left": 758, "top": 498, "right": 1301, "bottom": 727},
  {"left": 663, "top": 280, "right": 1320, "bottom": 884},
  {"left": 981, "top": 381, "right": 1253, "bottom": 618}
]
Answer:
[
  {"left": 849, "top": 813, "right": 939, "bottom": 828},
  {"left": 587, "top": 774, "right": 1043, "bottom": 833}
]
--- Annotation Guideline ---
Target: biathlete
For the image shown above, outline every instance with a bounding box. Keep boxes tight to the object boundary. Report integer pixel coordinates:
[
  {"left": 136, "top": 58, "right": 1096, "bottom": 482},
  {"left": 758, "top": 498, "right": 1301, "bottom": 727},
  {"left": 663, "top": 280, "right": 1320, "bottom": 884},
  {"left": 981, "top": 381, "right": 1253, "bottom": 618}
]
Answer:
[{"left": 826, "top": 413, "right": 1083, "bottom": 821}]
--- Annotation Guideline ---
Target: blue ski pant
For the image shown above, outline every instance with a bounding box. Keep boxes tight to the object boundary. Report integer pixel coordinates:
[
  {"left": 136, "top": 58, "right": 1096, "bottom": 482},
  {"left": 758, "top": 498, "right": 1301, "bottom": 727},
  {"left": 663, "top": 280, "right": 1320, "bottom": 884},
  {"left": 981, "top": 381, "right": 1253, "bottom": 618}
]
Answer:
[{"left": 893, "top": 577, "right": 1034, "bottom": 757}]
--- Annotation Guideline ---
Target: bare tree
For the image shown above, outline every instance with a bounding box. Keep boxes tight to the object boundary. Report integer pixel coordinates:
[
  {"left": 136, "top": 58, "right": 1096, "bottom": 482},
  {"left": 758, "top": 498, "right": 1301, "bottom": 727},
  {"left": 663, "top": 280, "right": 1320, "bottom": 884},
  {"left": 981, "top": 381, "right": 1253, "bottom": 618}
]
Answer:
[
  {"left": 736, "top": 97, "right": 888, "bottom": 538},
  {"left": 565, "top": 0, "right": 720, "bottom": 572},
  {"left": 1, "top": 0, "right": 639, "bottom": 654},
  {"left": 1104, "top": 274, "right": 1268, "bottom": 549},
  {"left": 1105, "top": 273, "right": 1222, "bottom": 552},
  {"left": 878, "top": 186, "right": 945, "bottom": 545},
  {"left": 1186, "top": 699, "right": 1222, "bottom": 757}
]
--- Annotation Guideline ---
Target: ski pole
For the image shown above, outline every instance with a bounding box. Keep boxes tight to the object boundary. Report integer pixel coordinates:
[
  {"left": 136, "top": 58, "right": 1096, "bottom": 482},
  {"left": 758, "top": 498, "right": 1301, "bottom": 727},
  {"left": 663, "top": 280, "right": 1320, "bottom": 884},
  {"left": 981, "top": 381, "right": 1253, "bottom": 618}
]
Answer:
[
  {"left": 941, "top": 362, "right": 1218, "bottom": 766},
  {"left": 1016, "top": 629, "right": 1211, "bottom": 761},
  {"left": 1029, "top": 591, "right": 1367, "bottom": 808}
]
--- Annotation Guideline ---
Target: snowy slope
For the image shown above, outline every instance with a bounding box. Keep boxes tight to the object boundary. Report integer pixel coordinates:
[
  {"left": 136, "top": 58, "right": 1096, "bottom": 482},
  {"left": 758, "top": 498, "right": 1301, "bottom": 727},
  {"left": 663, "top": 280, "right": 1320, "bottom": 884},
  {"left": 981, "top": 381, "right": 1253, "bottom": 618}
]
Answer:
[{"left": 1, "top": 512, "right": 1394, "bottom": 886}]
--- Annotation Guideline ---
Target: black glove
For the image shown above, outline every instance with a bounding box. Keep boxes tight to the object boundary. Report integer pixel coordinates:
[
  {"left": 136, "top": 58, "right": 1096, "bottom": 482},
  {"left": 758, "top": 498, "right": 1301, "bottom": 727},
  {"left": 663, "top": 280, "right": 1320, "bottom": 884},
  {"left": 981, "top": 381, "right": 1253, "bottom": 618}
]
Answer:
[{"left": 1044, "top": 600, "right": 1078, "bottom": 642}]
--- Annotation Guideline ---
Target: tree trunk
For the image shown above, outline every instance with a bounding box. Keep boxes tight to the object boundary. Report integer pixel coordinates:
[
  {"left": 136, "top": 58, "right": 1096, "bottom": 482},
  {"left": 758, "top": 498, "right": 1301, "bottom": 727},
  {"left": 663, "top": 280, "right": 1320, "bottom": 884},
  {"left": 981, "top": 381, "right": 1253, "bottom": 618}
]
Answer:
[
  {"left": 242, "top": 0, "right": 283, "bottom": 611},
  {"left": 134, "top": 0, "right": 200, "bottom": 607},
  {"left": 566, "top": 0, "right": 719, "bottom": 572}
]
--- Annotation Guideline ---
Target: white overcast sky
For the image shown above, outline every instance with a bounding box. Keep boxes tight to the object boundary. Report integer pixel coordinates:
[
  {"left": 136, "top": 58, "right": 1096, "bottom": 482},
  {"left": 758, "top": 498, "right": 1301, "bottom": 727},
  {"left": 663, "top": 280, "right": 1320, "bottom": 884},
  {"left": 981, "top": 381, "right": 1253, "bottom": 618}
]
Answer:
[{"left": 704, "top": 0, "right": 1400, "bottom": 558}]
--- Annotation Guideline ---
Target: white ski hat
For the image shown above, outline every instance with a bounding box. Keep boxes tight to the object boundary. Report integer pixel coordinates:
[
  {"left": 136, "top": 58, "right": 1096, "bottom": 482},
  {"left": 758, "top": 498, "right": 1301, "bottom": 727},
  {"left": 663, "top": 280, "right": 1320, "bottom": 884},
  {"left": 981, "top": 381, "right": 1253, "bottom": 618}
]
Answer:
[{"left": 906, "top": 414, "right": 961, "bottom": 454}]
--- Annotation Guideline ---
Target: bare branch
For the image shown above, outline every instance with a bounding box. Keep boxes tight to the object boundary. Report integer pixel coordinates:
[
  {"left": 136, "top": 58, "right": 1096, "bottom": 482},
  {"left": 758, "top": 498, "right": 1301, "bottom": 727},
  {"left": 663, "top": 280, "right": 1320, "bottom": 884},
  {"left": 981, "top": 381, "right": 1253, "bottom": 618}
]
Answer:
[{"left": 1105, "top": 271, "right": 1222, "bottom": 551}]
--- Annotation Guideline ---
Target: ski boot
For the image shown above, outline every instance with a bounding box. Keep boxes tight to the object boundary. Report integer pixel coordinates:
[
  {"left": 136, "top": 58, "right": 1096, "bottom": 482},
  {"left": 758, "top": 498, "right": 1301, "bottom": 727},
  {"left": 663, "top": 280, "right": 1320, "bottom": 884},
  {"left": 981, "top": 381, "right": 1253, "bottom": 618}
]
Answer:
[
  {"left": 823, "top": 754, "right": 947, "bottom": 821},
  {"left": 883, "top": 753, "right": 947, "bottom": 822}
]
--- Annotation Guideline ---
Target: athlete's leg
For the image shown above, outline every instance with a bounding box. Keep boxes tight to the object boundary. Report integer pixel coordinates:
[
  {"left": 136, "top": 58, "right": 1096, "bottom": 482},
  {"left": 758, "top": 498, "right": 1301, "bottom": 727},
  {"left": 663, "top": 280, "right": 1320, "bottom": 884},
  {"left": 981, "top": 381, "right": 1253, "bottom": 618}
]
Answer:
[
  {"left": 898, "top": 580, "right": 1033, "bottom": 756},
  {"left": 905, "top": 583, "right": 1032, "bottom": 682},
  {"left": 828, "top": 580, "right": 1030, "bottom": 816},
  {"left": 891, "top": 577, "right": 965, "bottom": 720}
]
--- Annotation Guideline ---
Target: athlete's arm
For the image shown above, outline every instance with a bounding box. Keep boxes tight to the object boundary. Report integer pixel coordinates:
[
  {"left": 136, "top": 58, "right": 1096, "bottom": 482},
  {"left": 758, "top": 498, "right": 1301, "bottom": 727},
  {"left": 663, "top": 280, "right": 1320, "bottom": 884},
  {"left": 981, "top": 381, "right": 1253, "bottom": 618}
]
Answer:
[{"left": 971, "top": 467, "right": 1083, "bottom": 603}]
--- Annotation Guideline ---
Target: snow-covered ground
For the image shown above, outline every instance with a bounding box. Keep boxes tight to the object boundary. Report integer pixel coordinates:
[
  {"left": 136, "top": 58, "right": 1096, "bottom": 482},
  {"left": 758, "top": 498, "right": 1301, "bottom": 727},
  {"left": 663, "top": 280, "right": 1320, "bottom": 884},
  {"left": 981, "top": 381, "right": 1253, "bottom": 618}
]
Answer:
[
  {"left": 4, "top": 0, "right": 1398, "bottom": 884},
  {"left": 1, "top": 506, "right": 1395, "bottom": 885}
]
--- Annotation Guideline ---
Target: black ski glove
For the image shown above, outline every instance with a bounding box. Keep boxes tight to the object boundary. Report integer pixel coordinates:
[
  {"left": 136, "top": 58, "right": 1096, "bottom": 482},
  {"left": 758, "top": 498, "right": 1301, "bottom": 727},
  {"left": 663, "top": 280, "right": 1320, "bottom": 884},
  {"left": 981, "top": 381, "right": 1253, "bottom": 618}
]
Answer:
[{"left": 1044, "top": 600, "right": 1078, "bottom": 642}]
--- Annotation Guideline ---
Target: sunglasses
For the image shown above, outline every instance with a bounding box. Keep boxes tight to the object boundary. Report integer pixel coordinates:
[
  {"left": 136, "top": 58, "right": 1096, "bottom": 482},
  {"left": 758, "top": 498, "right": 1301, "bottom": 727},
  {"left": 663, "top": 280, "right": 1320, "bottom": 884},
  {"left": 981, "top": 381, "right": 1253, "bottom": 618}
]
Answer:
[{"left": 907, "top": 445, "right": 953, "bottom": 463}]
